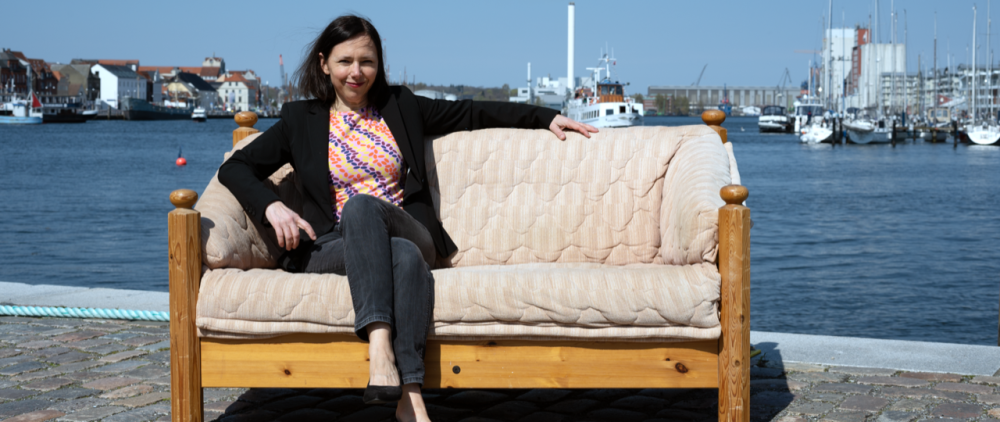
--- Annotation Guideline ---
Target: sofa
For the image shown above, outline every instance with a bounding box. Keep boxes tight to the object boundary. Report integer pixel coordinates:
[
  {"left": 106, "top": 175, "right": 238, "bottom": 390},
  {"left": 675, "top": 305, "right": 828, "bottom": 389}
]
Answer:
[{"left": 167, "top": 110, "right": 751, "bottom": 422}]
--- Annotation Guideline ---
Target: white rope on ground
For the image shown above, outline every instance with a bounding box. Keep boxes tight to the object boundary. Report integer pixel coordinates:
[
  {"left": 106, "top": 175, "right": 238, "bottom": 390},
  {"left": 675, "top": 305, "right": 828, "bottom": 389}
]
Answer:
[{"left": 0, "top": 305, "right": 169, "bottom": 321}]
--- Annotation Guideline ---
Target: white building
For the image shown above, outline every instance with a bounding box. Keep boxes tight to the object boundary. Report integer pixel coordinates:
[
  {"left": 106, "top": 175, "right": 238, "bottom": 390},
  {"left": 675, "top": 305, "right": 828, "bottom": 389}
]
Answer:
[
  {"left": 91, "top": 64, "right": 146, "bottom": 109},
  {"left": 822, "top": 28, "right": 857, "bottom": 100},
  {"left": 509, "top": 75, "right": 585, "bottom": 110},
  {"left": 854, "top": 43, "right": 906, "bottom": 110},
  {"left": 216, "top": 73, "right": 254, "bottom": 112}
]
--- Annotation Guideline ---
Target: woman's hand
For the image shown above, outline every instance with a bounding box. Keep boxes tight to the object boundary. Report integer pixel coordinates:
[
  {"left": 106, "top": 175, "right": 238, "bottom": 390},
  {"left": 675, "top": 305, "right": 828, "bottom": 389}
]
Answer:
[
  {"left": 265, "top": 201, "right": 317, "bottom": 251},
  {"left": 549, "top": 115, "right": 599, "bottom": 140}
]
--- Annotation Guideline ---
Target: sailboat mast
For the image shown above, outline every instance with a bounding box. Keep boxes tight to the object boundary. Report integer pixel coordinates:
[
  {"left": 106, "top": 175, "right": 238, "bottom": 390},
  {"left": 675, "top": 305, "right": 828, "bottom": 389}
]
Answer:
[
  {"left": 989, "top": 0, "right": 993, "bottom": 120},
  {"left": 828, "top": 0, "right": 834, "bottom": 107},
  {"left": 904, "top": 9, "right": 908, "bottom": 117},
  {"left": 891, "top": 0, "right": 896, "bottom": 116},
  {"left": 973, "top": 5, "right": 978, "bottom": 125},
  {"left": 934, "top": 13, "right": 938, "bottom": 108}
]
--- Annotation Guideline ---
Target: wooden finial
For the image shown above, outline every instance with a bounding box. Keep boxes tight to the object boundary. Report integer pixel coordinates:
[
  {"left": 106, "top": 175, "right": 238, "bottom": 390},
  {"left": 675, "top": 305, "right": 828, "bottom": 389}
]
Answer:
[
  {"left": 170, "top": 189, "right": 198, "bottom": 209},
  {"left": 233, "top": 112, "right": 260, "bottom": 146},
  {"left": 702, "top": 109, "right": 725, "bottom": 126},
  {"left": 720, "top": 185, "right": 748, "bottom": 205},
  {"left": 235, "top": 111, "right": 258, "bottom": 128},
  {"left": 702, "top": 110, "right": 728, "bottom": 144}
]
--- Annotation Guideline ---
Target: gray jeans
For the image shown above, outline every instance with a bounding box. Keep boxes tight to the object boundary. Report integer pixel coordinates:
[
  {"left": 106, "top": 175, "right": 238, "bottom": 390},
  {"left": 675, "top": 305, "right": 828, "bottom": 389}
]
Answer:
[{"left": 281, "top": 194, "right": 436, "bottom": 386}]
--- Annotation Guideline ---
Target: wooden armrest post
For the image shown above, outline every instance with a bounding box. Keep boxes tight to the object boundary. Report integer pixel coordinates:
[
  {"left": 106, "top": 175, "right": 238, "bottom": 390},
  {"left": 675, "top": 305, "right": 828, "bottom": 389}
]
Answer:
[
  {"left": 703, "top": 109, "right": 728, "bottom": 143},
  {"left": 169, "top": 189, "right": 203, "bottom": 422},
  {"left": 233, "top": 111, "right": 259, "bottom": 147},
  {"left": 717, "top": 185, "right": 751, "bottom": 422}
]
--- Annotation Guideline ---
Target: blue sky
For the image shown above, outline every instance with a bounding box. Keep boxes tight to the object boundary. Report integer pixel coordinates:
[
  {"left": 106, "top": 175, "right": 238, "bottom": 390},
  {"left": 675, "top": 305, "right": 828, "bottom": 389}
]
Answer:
[{"left": 0, "top": 0, "right": 992, "bottom": 94}]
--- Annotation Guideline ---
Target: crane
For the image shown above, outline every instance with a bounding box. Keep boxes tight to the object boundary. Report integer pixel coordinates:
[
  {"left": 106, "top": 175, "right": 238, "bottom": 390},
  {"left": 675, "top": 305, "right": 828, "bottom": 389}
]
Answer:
[{"left": 691, "top": 64, "right": 707, "bottom": 86}]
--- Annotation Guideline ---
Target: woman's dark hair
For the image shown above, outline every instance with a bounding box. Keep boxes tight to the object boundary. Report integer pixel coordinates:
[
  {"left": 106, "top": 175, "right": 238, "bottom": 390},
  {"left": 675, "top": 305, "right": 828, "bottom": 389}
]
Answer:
[{"left": 295, "top": 15, "right": 389, "bottom": 106}]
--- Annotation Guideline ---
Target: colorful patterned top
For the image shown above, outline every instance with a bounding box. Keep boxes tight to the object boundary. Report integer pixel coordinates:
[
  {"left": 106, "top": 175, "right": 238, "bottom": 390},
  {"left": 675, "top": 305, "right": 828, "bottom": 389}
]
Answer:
[{"left": 328, "top": 106, "right": 404, "bottom": 220}]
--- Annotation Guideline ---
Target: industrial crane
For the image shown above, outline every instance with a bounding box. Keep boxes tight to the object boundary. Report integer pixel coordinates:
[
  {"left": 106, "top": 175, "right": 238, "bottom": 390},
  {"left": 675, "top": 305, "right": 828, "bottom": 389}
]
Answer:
[{"left": 691, "top": 64, "right": 707, "bottom": 86}]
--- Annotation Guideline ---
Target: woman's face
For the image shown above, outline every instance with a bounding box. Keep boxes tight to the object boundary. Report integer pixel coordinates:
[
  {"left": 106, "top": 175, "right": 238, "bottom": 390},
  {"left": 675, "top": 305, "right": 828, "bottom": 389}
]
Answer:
[{"left": 321, "top": 35, "right": 378, "bottom": 108}]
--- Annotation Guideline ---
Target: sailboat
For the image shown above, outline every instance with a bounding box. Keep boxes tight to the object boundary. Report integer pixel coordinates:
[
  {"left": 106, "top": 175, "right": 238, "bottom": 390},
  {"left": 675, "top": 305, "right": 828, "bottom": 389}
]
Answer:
[{"left": 966, "top": 2, "right": 1000, "bottom": 145}]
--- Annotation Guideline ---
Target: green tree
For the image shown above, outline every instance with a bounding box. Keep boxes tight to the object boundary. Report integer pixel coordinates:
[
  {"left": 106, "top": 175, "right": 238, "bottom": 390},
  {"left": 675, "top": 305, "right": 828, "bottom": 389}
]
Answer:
[
  {"left": 632, "top": 93, "right": 644, "bottom": 103},
  {"left": 510, "top": 88, "right": 519, "bottom": 97},
  {"left": 654, "top": 93, "right": 666, "bottom": 116},
  {"left": 674, "top": 96, "right": 690, "bottom": 116}
]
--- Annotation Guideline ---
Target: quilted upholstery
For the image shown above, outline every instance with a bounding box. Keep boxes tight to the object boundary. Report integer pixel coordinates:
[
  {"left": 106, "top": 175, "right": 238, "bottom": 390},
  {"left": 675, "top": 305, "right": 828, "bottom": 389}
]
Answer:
[{"left": 195, "top": 125, "right": 734, "bottom": 341}]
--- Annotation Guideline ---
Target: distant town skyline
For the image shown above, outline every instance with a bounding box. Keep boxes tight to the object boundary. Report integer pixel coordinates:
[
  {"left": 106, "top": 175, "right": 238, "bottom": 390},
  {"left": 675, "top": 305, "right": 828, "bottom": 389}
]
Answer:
[{"left": 1, "top": 0, "right": 994, "bottom": 94}]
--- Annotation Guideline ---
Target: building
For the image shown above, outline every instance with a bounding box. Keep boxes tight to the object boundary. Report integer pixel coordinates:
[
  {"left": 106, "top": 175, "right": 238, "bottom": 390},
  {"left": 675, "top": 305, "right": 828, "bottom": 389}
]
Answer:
[
  {"left": 215, "top": 72, "right": 255, "bottom": 111},
  {"left": 1, "top": 49, "right": 58, "bottom": 102},
  {"left": 136, "top": 70, "right": 163, "bottom": 104},
  {"left": 200, "top": 57, "right": 225, "bottom": 81},
  {"left": 822, "top": 28, "right": 858, "bottom": 101},
  {"left": 647, "top": 85, "right": 801, "bottom": 113},
  {"left": 509, "top": 75, "right": 585, "bottom": 110},
  {"left": 166, "top": 72, "right": 217, "bottom": 109},
  {"left": 91, "top": 64, "right": 146, "bottom": 109},
  {"left": 0, "top": 50, "right": 28, "bottom": 102},
  {"left": 49, "top": 64, "right": 101, "bottom": 102}
]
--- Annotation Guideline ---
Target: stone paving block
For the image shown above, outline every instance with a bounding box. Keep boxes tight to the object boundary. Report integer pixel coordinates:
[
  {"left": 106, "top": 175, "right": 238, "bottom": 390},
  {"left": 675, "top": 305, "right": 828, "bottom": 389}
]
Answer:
[
  {"left": 82, "top": 344, "right": 128, "bottom": 355},
  {"left": 50, "top": 330, "right": 105, "bottom": 343},
  {"left": 989, "top": 408, "right": 1000, "bottom": 418},
  {"left": 100, "top": 383, "right": 153, "bottom": 399},
  {"left": 52, "top": 360, "right": 104, "bottom": 375},
  {"left": 203, "top": 388, "right": 245, "bottom": 403},
  {"left": 336, "top": 406, "right": 396, "bottom": 422},
  {"left": 840, "top": 395, "right": 889, "bottom": 412},
  {"left": 102, "top": 403, "right": 170, "bottom": 422},
  {"left": 878, "top": 410, "right": 920, "bottom": 422},
  {"left": 0, "top": 388, "right": 38, "bottom": 401},
  {"left": 145, "top": 376, "right": 170, "bottom": 386},
  {"left": 776, "top": 362, "right": 828, "bottom": 373},
  {"left": 899, "top": 372, "right": 964, "bottom": 382},
  {"left": 16, "top": 341, "right": 59, "bottom": 350},
  {"left": 855, "top": 376, "right": 929, "bottom": 387},
  {"left": 2, "top": 409, "right": 65, "bottom": 422},
  {"left": 37, "top": 388, "right": 99, "bottom": 400},
  {"left": 0, "top": 355, "right": 34, "bottom": 368},
  {"left": 204, "top": 400, "right": 237, "bottom": 414},
  {"left": 99, "top": 350, "right": 147, "bottom": 363},
  {"left": 515, "top": 389, "right": 571, "bottom": 403},
  {"left": 90, "top": 359, "right": 150, "bottom": 373},
  {"left": 978, "top": 394, "right": 1000, "bottom": 404},
  {"left": 316, "top": 395, "right": 365, "bottom": 414},
  {"left": 972, "top": 376, "right": 1000, "bottom": 386},
  {"left": 584, "top": 407, "right": 647, "bottom": 421},
  {"left": 121, "top": 365, "right": 169, "bottom": 380},
  {"left": 21, "top": 377, "right": 74, "bottom": 391},
  {"left": 0, "top": 399, "right": 51, "bottom": 419},
  {"left": 120, "top": 336, "right": 163, "bottom": 347},
  {"left": 444, "top": 391, "right": 509, "bottom": 407},
  {"left": 62, "top": 371, "right": 104, "bottom": 382},
  {"left": 751, "top": 367, "right": 785, "bottom": 378},
  {"left": 880, "top": 386, "right": 968, "bottom": 401},
  {"left": 752, "top": 378, "right": 809, "bottom": 391},
  {"left": 929, "top": 403, "right": 983, "bottom": 419},
  {"left": 30, "top": 348, "right": 72, "bottom": 359},
  {"left": 934, "top": 382, "right": 995, "bottom": 394},
  {"left": 67, "top": 339, "right": 112, "bottom": 349},
  {"left": 609, "top": 395, "right": 668, "bottom": 412},
  {"left": 272, "top": 408, "right": 342, "bottom": 422},
  {"left": 100, "top": 333, "right": 140, "bottom": 341},
  {"left": 144, "top": 351, "right": 169, "bottom": 365},
  {"left": 0, "top": 381, "right": 13, "bottom": 389},
  {"left": 0, "top": 362, "right": 47, "bottom": 376},
  {"left": 814, "top": 383, "right": 874, "bottom": 394},
  {"left": 0, "top": 349, "right": 23, "bottom": 359},
  {"left": 41, "top": 351, "right": 91, "bottom": 365},
  {"left": 806, "top": 392, "right": 848, "bottom": 403},
  {"left": 37, "top": 328, "right": 76, "bottom": 337},
  {"left": 774, "top": 417, "right": 809, "bottom": 422},
  {"left": 544, "top": 398, "right": 601, "bottom": 415},
  {"left": 47, "top": 397, "right": 110, "bottom": 413},
  {"left": 88, "top": 323, "right": 128, "bottom": 332},
  {"left": 112, "top": 391, "right": 170, "bottom": 408},
  {"left": 138, "top": 340, "right": 170, "bottom": 351},
  {"left": 787, "top": 401, "right": 836, "bottom": 416},
  {"left": 789, "top": 372, "right": 849, "bottom": 383},
  {"left": 479, "top": 400, "right": 539, "bottom": 420},
  {"left": 57, "top": 405, "right": 126, "bottom": 421},
  {"left": 889, "top": 398, "right": 938, "bottom": 411},
  {"left": 820, "top": 410, "right": 870, "bottom": 422},
  {"left": 82, "top": 376, "right": 140, "bottom": 390}
]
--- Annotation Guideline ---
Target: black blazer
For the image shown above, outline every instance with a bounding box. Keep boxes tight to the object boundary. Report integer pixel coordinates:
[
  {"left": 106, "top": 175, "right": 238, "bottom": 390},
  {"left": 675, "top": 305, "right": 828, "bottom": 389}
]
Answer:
[{"left": 218, "top": 85, "right": 560, "bottom": 258}]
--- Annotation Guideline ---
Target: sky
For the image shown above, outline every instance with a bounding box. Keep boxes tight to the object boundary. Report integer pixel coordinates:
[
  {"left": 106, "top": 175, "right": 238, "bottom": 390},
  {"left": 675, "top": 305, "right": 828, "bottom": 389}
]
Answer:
[{"left": 0, "top": 0, "right": 994, "bottom": 95}]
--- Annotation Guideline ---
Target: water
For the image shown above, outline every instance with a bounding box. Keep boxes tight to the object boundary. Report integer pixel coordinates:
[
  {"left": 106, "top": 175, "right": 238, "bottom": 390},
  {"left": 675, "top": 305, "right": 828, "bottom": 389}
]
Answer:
[{"left": 2, "top": 116, "right": 998, "bottom": 345}]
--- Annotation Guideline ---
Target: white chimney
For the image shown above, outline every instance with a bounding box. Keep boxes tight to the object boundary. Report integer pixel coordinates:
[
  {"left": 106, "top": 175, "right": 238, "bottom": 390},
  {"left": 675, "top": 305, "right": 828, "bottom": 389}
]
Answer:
[
  {"left": 527, "top": 62, "right": 533, "bottom": 104},
  {"left": 567, "top": 2, "right": 575, "bottom": 95}
]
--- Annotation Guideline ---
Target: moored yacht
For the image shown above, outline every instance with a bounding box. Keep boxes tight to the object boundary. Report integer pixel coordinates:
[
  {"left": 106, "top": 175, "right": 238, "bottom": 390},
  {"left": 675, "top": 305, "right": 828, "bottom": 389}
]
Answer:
[
  {"left": 843, "top": 118, "right": 893, "bottom": 144},
  {"left": 757, "top": 105, "right": 791, "bottom": 132}
]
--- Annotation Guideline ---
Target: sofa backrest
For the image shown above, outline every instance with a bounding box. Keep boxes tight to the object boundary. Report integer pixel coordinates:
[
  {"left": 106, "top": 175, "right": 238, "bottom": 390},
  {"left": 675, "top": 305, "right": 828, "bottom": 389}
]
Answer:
[{"left": 197, "top": 126, "right": 731, "bottom": 270}]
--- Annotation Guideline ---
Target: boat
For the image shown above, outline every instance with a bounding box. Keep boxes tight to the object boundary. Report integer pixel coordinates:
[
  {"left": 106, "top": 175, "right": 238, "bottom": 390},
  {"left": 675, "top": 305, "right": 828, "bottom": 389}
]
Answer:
[
  {"left": 41, "top": 103, "right": 89, "bottom": 124},
  {"left": 843, "top": 118, "right": 893, "bottom": 144},
  {"left": 966, "top": 123, "right": 1000, "bottom": 145},
  {"left": 961, "top": 5, "right": 1000, "bottom": 145},
  {"left": 757, "top": 105, "right": 791, "bottom": 132},
  {"left": 0, "top": 94, "right": 43, "bottom": 125},
  {"left": 800, "top": 121, "right": 833, "bottom": 144},
  {"left": 191, "top": 107, "right": 207, "bottom": 122},
  {"left": 121, "top": 97, "right": 191, "bottom": 121},
  {"left": 563, "top": 52, "right": 643, "bottom": 128}
]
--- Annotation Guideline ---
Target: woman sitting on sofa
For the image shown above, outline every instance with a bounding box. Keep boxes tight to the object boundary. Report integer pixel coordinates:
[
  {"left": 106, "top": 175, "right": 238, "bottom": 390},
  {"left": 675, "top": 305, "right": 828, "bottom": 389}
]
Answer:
[{"left": 218, "top": 14, "right": 597, "bottom": 422}]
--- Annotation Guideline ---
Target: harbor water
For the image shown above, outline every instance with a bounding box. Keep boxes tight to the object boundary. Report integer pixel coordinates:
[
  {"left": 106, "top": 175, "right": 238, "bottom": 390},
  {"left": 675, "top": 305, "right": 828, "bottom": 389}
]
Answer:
[{"left": 1, "top": 116, "right": 998, "bottom": 345}]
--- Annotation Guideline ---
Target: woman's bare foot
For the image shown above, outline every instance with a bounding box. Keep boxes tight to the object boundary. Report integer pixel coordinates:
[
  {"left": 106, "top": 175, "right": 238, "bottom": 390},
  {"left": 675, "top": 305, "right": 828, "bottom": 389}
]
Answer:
[
  {"left": 396, "top": 383, "right": 431, "bottom": 422},
  {"left": 366, "top": 323, "right": 401, "bottom": 387}
]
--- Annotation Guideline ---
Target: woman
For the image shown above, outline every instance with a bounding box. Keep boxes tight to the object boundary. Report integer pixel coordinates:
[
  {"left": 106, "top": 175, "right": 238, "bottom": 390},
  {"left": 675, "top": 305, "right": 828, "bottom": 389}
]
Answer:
[{"left": 219, "top": 15, "right": 596, "bottom": 422}]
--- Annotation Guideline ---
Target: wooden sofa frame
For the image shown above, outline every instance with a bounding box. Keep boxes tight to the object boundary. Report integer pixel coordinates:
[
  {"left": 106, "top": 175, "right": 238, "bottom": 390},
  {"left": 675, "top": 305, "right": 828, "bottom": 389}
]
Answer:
[{"left": 168, "top": 110, "right": 751, "bottom": 422}]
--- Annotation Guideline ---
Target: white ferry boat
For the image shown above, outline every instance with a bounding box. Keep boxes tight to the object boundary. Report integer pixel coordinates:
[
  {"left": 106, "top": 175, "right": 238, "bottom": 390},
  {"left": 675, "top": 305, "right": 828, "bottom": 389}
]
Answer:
[
  {"left": 563, "top": 54, "right": 643, "bottom": 128},
  {"left": 757, "top": 105, "right": 791, "bottom": 133},
  {"left": 191, "top": 107, "right": 207, "bottom": 122}
]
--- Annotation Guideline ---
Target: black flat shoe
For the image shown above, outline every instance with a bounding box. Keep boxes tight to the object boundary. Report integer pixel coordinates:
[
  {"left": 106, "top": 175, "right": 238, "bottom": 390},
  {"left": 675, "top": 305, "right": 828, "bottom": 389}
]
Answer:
[{"left": 363, "top": 381, "right": 402, "bottom": 404}]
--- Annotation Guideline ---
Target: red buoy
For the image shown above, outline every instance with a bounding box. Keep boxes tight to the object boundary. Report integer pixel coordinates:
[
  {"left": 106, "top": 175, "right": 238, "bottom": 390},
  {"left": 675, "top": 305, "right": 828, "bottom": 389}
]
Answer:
[{"left": 176, "top": 157, "right": 187, "bottom": 166}]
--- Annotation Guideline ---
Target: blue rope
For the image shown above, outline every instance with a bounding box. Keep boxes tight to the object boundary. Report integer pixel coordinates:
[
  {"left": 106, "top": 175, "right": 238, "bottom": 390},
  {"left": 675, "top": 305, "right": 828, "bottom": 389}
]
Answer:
[{"left": 0, "top": 305, "right": 169, "bottom": 322}]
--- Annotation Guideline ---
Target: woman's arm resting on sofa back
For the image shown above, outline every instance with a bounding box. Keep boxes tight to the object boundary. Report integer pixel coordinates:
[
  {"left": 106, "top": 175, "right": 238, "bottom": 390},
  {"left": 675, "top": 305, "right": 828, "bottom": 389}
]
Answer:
[{"left": 218, "top": 109, "right": 295, "bottom": 227}]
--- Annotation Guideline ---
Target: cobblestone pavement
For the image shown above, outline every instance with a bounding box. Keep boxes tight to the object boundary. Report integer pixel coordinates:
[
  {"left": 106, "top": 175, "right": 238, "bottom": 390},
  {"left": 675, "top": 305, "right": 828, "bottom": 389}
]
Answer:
[{"left": 1, "top": 316, "right": 999, "bottom": 421}]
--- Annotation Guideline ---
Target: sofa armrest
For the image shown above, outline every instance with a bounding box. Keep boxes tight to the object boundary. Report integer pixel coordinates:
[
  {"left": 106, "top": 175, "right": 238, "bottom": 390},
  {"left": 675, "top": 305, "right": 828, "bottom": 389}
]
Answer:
[{"left": 168, "top": 189, "right": 203, "bottom": 420}]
